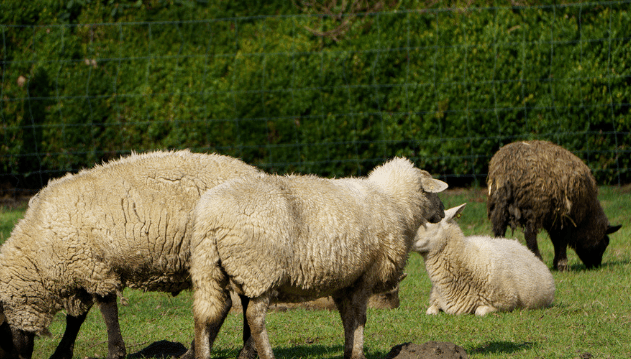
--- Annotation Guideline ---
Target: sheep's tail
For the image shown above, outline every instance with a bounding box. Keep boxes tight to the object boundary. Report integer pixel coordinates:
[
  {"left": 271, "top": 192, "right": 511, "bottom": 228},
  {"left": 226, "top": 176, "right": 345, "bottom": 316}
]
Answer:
[{"left": 190, "top": 228, "right": 232, "bottom": 326}]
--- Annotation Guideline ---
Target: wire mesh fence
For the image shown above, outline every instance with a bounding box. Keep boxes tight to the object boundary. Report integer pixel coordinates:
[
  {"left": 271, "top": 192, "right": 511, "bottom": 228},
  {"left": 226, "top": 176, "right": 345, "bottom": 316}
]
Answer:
[{"left": 1, "top": 2, "right": 630, "bottom": 195}]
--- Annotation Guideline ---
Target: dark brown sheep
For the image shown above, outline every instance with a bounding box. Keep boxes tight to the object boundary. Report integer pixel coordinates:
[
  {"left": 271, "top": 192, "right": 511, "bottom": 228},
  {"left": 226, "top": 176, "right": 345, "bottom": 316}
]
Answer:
[{"left": 486, "top": 140, "right": 621, "bottom": 271}]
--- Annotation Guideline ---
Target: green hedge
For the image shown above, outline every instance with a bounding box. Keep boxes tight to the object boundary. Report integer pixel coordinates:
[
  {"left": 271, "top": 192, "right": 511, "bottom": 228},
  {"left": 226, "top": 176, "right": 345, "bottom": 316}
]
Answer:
[{"left": 1, "top": 1, "right": 630, "bottom": 192}]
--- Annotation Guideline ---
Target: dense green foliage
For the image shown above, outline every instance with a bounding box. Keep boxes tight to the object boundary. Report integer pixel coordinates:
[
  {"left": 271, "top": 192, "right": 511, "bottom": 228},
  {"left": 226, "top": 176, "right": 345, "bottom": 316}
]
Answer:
[
  {"left": 1, "top": 186, "right": 630, "bottom": 358},
  {"left": 1, "top": 1, "right": 630, "bottom": 192}
]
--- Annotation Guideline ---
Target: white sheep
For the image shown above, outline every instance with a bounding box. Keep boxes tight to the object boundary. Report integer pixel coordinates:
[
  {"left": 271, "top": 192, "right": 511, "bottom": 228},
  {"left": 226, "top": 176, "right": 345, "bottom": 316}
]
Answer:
[
  {"left": 188, "top": 157, "right": 447, "bottom": 359},
  {"left": 0, "top": 150, "right": 261, "bottom": 359},
  {"left": 412, "top": 203, "right": 555, "bottom": 316}
]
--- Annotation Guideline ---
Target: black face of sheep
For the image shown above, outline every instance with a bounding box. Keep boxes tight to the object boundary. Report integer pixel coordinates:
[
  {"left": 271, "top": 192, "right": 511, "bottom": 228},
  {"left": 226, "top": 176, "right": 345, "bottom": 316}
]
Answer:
[
  {"left": 424, "top": 192, "right": 445, "bottom": 224},
  {"left": 574, "top": 225, "right": 621, "bottom": 269}
]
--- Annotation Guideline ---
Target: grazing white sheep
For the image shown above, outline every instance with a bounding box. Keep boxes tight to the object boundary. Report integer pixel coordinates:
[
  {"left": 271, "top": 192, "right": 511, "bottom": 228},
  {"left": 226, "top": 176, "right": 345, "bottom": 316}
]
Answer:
[
  {"left": 0, "top": 150, "right": 260, "bottom": 359},
  {"left": 188, "top": 157, "right": 447, "bottom": 359},
  {"left": 412, "top": 203, "right": 555, "bottom": 316}
]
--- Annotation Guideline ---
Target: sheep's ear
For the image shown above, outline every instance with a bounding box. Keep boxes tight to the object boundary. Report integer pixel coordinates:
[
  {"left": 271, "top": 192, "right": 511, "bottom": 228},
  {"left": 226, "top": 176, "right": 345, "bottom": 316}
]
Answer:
[
  {"left": 606, "top": 224, "right": 621, "bottom": 234},
  {"left": 0, "top": 304, "right": 5, "bottom": 325},
  {"left": 445, "top": 203, "right": 467, "bottom": 222},
  {"left": 421, "top": 177, "right": 448, "bottom": 193}
]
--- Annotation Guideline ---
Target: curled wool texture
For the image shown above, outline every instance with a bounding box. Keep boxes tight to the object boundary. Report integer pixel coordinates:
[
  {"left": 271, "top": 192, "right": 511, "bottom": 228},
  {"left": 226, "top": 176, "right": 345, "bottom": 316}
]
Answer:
[
  {"left": 191, "top": 158, "right": 444, "bottom": 321},
  {"left": 0, "top": 150, "right": 260, "bottom": 334},
  {"left": 487, "top": 140, "right": 603, "bottom": 236},
  {"left": 418, "top": 210, "right": 555, "bottom": 315}
]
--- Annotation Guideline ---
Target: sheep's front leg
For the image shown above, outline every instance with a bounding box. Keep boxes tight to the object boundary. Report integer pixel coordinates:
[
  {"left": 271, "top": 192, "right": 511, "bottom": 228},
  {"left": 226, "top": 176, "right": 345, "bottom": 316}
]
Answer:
[
  {"left": 333, "top": 292, "right": 369, "bottom": 359},
  {"left": 49, "top": 311, "right": 89, "bottom": 359},
  {"left": 474, "top": 305, "right": 498, "bottom": 316},
  {"left": 524, "top": 226, "right": 541, "bottom": 260},
  {"left": 245, "top": 294, "right": 274, "bottom": 359},
  {"left": 97, "top": 294, "right": 126, "bottom": 359},
  {"left": 426, "top": 287, "right": 441, "bottom": 315}
]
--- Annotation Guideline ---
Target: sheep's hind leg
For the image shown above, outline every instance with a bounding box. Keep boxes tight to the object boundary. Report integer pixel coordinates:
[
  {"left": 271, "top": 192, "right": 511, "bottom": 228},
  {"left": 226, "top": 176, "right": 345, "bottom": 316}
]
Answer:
[
  {"left": 524, "top": 226, "right": 542, "bottom": 260},
  {"left": 98, "top": 294, "right": 126, "bottom": 359},
  {"left": 333, "top": 291, "right": 369, "bottom": 359},
  {"left": 191, "top": 287, "right": 232, "bottom": 359},
  {"left": 237, "top": 294, "right": 258, "bottom": 359},
  {"left": 49, "top": 311, "right": 89, "bottom": 359},
  {"left": 245, "top": 294, "right": 274, "bottom": 359}
]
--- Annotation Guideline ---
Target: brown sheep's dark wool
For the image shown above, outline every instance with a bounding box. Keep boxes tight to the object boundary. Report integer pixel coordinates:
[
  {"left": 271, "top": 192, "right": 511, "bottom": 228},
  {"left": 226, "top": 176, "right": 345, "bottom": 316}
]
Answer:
[{"left": 486, "top": 140, "right": 621, "bottom": 271}]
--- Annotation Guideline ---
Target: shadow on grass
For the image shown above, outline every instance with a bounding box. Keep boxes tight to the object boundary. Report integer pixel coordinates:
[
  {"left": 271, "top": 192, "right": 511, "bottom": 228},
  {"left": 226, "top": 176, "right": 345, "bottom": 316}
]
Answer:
[
  {"left": 557, "top": 259, "right": 630, "bottom": 272},
  {"left": 468, "top": 341, "right": 534, "bottom": 355},
  {"left": 601, "top": 259, "right": 631, "bottom": 268},
  {"left": 272, "top": 344, "right": 345, "bottom": 358},
  {"left": 127, "top": 342, "right": 348, "bottom": 359}
]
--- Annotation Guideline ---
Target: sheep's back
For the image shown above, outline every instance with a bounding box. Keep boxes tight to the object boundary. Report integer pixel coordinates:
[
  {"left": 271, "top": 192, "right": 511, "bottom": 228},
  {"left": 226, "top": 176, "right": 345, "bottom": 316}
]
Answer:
[
  {"left": 487, "top": 140, "right": 598, "bottom": 231},
  {"left": 426, "top": 234, "right": 554, "bottom": 314},
  {"left": 196, "top": 175, "right": 410, "bottom": 299},
  {"left": 468, "top": 236, "right": 555, "bottom": 309},
  {"left": 4, "top": 150, "right": 259, "bottom": 294}
]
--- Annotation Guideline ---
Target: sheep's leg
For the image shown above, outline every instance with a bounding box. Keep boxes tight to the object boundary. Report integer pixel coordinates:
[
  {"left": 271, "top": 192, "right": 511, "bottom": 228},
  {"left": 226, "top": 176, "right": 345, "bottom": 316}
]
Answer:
[
  {"left": 474, "top": 306, "right": 498, "bottom": 316},
  {"left": 245, "top": 294, "right": 274, "bottom": 359},
  {"left": 97, "top": 294, "right": 126, "bottom": 359},
  {"left": 426, "top": 305, "right": 440, "bottom": 315},
  {"left": 550, "top": 233, "right": 569, "bottom": 271},
  {"left": 333, "top": 293, "right": 368, "bottom": 359},
  {"left": 524, "top": 226, "right": 542, "bottom": 260},
  {"left": 426, "top": 287, "right": 441, "bottom": 315},
  {"left": 491, "top": 215, "right": 508, "bottom": 237},
  {"left": 1, "top": 326, "right": 34, "bottom": 359},
  {"left": 238, "top": 294, "right": 258, "bottom": 359},
  {"left": 49, "top": 311, "right": 88, "bottom": 359},
  {"left": 192, "top": 285, "right": 232, "bottom": 359}
]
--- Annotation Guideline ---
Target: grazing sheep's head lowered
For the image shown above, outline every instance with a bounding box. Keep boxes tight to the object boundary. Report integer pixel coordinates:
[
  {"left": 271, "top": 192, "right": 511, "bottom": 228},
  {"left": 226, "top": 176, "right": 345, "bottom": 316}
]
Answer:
[
  {"left": 0, "top": 150, "right": 263, "bottom": 359},
  {"left": 487, "top": 140, "right": 622, "bottom": 271}
]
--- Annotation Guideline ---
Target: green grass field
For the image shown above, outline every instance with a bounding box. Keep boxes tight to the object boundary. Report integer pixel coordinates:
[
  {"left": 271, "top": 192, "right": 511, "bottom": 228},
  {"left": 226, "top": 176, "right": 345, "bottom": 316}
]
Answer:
[{"left": 1, "top": 186, "right": 629, "bottom": 359}]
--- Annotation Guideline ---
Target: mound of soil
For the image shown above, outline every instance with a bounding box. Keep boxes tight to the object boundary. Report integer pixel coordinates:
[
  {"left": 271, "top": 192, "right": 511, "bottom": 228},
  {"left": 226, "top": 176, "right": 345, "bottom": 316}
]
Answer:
[
  {"left": 128, "top": 340, "right": 187, "bottom": 358},
  {"left": 384, "top": 342, "right": 468, "bottom": 359}
]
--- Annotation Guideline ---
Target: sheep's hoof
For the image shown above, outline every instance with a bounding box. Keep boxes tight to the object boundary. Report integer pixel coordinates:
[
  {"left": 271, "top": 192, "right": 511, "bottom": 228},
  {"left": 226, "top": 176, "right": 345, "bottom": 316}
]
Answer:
[
  {"left": 425, "top": 306, "right": 439, "bottom": 315},
  {"left": 179, "top": 348, "right": 194, "bottom": 359},
  {"left": 474, "top": 306, "right": 497, "bottom": 316},
  {"left": 237, "top": 345, "right": 258, "bottom": 359},
  {"left": 555, "top": 259, "right": 569, "bottom": 272}
]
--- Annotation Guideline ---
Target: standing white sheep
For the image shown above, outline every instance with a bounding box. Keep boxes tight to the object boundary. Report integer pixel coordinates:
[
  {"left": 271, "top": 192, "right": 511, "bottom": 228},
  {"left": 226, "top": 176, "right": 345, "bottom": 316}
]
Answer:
[
  {"left": 0, "top": 150, "right": 261, "bottom": 359},
  {"left": 412, "top": 203, "right": 555, "bottom": 316},
  {"left": 188, "top": 157, "right": 447, "bottom": 359}
]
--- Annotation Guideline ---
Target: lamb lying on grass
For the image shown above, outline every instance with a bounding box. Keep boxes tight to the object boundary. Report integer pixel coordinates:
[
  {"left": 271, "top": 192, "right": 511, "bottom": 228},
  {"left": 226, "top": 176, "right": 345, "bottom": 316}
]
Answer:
[
  {"left": 188, "top": 157, "right": 447, "bottom": 359},
  {"left": 412, "top": 203, "right": 555, "bottom": 316},
  {"left": 0, "top": 150, "right": 260, "bottom": 359}
]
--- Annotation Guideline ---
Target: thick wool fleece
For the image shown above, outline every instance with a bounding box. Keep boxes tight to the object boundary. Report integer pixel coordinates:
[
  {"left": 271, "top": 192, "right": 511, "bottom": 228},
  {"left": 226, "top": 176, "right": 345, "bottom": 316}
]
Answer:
[
  {"left": 415, "top": 205, "right": 554, "bottom": 316},
  {"left": 0, "top": 150, "right": 260, "bottom": 334},
  {"left": 486, "top": 140, "right": 619, "bottom": 269},
  {"left": 190, "top": 157, "right": 446, "bottom": 326}
]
